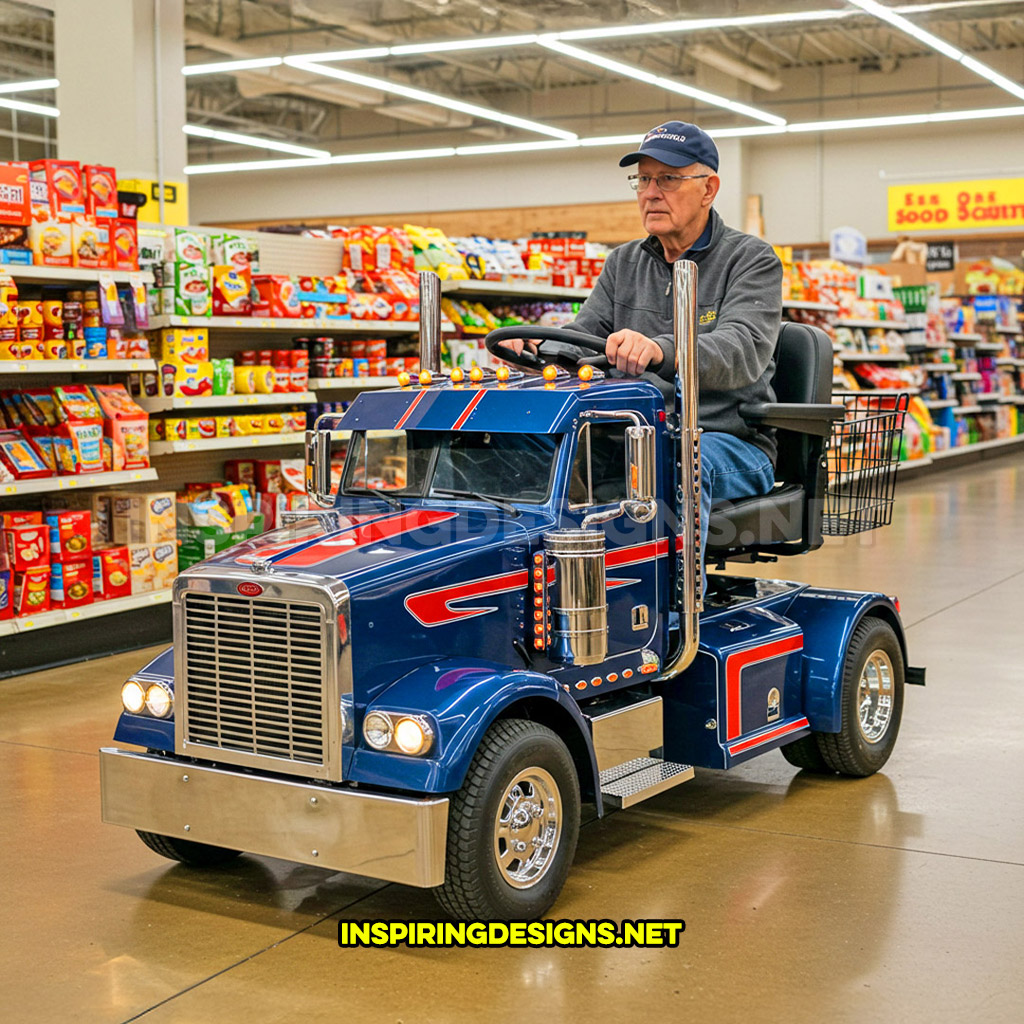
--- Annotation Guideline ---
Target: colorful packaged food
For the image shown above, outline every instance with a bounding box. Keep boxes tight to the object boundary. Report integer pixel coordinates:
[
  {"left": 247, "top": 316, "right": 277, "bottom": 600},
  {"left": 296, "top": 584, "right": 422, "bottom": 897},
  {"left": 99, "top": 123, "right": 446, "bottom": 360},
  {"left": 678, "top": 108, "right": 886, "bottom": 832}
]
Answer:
[
  {"left": 212, "top": 264, "right": 252, "bottom": 316},
  {"left": 1, "top": 510, "right": 42, "bottom": 529},
  {"left": 128, "top": 543, "right": 155, "bottom": 594},
  {"left": 90, "top": 384, "right": 150, "bottom": 471},
  {"left": 45, "top": 509, "right": 92, "bottom": 562},
  {"left": 29, "top": 160, "right": 84, "bottom": 216},
  {"left": 233, "top": 365, "right": 256, "bottom": 395},
  {"left": 151, "top": 542, "right": 177, "bottom": 589},
  {"left": 166, "top": 263, "right": 211, "bottom": 317},
  {"left": 110, "top": 219, "right": 138, "bottom": 271},
  {"left": 0, "top": 163, "right": 31, "bottom": 226},
  {"left": 167, "top": 229, "right": 209, "bottom": 266},
  {"left": 5, "top": 523, "right": 50, "bottom": 569},
  {"left": 0, "top": 428, "right": 52, "bottom": 479},
  {"left": 92, "top": 545, "right": 131, "bottom": 600},
  {"left": 164, "top": 360, "right": 213, "bottom": 398},
  {"left": 160, "top": 327, "right": 209, "bottom": 364},
  {"left": 253, "top": 365, "right": 276, "bottom": 394},
  {"left": 214, "top": 415, "right": 235, "bottom": 437},
  {"left": 0, "top": 568, "right": 11, "bottom": 620},
  {"left": 50, "top": 558, "right": 93, "bottom": 609},
  {"left": 72, "top": 216, "right": 110, "bottom": 269},
  {"left": 29, "top": 218, "right": 73, "bottom": 266},
  {"left": 52, "top": 420, "right": 104, "bottom": 475},
  {"left": 252, "top": 275, "right": 300, "bottom": 318},
  {"left": 13, "top": 566, "right": 50, "bottom": 616},
  {"left": 83, "top": 165, "right": 118, "bottom": 219},
  {"left": 112, "top": 491, "right": 176, "bottom": 545}
]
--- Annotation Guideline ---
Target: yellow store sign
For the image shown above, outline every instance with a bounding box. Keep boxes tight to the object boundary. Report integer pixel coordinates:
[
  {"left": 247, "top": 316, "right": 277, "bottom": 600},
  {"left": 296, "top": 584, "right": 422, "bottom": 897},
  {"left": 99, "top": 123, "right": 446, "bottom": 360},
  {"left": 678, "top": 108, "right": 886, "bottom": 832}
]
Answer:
[{"left": 887, "top": 177, "right": 1024, "bottom": 231}]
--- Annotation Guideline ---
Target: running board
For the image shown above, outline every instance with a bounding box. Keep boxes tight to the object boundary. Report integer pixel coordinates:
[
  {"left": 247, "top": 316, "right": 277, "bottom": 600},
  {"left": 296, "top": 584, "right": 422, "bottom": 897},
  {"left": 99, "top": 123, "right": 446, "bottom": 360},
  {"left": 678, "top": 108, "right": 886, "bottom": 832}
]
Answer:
[{"left": 600, "top": 756, "right": 694, "bottom": 809}]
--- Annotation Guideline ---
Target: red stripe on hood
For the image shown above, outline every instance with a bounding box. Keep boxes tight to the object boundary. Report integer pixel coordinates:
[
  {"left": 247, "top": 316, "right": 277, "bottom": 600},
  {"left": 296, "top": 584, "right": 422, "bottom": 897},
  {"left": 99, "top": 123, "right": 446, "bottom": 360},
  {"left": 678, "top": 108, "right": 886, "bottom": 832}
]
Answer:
[
  {"left": 234, "top": 513, "right": 385, "bottom": 565},
  {"left": 273, "top": 508, "right": 458, "bottom": 567}
]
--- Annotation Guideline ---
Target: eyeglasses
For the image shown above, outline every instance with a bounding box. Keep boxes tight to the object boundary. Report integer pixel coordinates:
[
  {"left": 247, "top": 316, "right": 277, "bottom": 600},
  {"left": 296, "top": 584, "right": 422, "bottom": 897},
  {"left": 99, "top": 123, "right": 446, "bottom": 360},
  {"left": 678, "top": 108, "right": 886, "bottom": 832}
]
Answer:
[{"left": 627, "top": 173, "right": 710, "bottom": 192}]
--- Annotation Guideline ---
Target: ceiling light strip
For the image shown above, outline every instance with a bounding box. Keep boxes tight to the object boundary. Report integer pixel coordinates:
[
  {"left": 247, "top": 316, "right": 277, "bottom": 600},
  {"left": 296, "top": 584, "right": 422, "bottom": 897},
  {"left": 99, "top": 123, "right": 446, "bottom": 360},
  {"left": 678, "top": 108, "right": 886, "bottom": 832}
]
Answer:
[
  {"left": 284, "top": 56, "right": 577, "bottom": 140},
  {"left": 184, "top": 124, "right": 330, "bottom": 158},
  {"left": 183, "top": 56, "right": 284, "bottom": 76},
  {"left": 0, "top": 96, "right": 58, "bottom": 117},
  {"left": 0, "top": 78, "right": 59, "bottom": 94},
  {"left": 184, "top": 104, "right": 1024, "bottom": 174},
  {"left": 850, "top": 0, "right": 1024, "bottom": 103},
  {"left": 537, "top": 38, "right": 786, "bottom": 126}
]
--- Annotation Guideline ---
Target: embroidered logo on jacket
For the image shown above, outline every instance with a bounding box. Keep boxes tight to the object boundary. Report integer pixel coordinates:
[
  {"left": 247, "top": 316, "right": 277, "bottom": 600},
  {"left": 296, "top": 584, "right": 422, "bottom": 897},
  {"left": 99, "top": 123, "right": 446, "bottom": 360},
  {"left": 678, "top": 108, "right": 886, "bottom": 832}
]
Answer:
[{"left": 699, "top": 309, "right": 717, "bottom": 325}]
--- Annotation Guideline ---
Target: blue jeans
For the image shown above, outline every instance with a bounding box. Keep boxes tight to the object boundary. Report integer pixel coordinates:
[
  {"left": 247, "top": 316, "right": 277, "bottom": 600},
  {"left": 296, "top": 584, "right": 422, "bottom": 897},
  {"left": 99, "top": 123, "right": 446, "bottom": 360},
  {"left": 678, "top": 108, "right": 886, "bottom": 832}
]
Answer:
[{"left": 699, "top": 432, "right": 775, "bottom": 594}]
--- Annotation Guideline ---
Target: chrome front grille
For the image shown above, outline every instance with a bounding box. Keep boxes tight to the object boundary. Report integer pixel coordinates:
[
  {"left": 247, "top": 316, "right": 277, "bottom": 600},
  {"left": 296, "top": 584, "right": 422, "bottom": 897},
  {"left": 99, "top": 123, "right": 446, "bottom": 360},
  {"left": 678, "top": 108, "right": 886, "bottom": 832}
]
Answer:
[{"left": 182, "top": 591, "right": 327, "bottom": 768}]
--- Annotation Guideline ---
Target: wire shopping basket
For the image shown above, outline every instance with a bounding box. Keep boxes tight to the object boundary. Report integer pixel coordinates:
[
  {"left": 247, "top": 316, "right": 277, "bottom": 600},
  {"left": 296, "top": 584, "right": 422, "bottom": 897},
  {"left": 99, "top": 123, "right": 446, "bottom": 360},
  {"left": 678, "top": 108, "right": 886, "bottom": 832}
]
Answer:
[{"left": 823, "top": 392, "right": 910, "bottom": 536}]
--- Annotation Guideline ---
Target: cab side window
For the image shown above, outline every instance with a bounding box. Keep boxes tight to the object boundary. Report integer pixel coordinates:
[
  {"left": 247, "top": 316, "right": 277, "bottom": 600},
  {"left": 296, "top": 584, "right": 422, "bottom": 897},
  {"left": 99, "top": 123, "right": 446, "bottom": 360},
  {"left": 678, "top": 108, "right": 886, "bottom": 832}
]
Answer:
[{"left": 568, "top": 422, "right": 627, "bottom": 508}]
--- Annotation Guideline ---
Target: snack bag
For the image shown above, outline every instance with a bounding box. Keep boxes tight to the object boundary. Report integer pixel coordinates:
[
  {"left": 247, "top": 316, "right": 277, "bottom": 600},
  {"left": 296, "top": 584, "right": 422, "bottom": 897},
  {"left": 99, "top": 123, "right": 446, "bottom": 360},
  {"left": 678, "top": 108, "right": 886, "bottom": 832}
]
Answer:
[
  {"left": 90, "top": 383, "right": 150, "bottom": 470},
  {"left": 212, "top": 264, "right": 253, "bottom": 316}
]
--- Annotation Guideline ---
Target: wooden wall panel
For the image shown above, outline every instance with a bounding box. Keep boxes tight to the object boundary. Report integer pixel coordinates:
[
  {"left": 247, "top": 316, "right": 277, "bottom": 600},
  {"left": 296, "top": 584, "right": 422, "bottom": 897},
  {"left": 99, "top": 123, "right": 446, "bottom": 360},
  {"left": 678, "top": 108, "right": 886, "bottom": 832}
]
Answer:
[{"left": 206, "top": 201, "right": 646, "bottom": 244}]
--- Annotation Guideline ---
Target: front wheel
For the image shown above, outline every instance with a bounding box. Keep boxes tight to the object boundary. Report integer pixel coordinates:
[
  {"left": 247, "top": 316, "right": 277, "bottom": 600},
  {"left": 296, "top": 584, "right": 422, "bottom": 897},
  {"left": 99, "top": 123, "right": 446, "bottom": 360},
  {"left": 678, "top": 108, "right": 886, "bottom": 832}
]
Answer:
[
  {"left": 434, "top": 718, "right": 580, "bottom": 921},
  {"left": 136, "top": 830, "right": 242, "bottom": 866}
]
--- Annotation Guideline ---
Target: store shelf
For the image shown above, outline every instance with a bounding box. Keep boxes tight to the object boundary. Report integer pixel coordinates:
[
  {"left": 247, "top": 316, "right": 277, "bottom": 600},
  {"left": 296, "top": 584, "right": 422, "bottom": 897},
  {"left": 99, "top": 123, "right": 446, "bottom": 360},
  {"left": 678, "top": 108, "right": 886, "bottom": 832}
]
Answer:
[
  {"left": 0, "top": 358, "right": 157, "bottom": 374},
  {"left": 919, "top": 363, "right": 956, "bottom": 372},
  {"left": 998, "top": 396, "right": 1024, "bottom": 404},
  {"left": 149, "top": 431, "right": 306, "bottom": 456},
  {"left": 953, "top": 405, "right": 984, "bottom": 414},
  {"left": 904, "top": 342, "right": 954, "bottom": 351},
  {"left": 0, "top": 588, "right": 172, "bottom": 637},
  {"left": 923, "top": 399, "right": 959, "bottom": 409},
  {"left": 148, "top": 315, "right": 434, "bottom": 334},
  {"left": 309, "top": 376, "right": 399, "bottom": 390},
  {"left": 974, "top": 342, "right": 1006, "bottom": 353},
  {"left": 136, "top": 391, "right": 315, "bottom": 413},
  {"left": 976, "top": 393, "right": 1002, "bottom": 402},
  {"left": 951, "top": 372, "right": 981, "bottom": 381},
  {"left": 995, "top": 324, "right": 1022, "bottom": 334},
  {"left": 1, "top": 467, "right": 158, "bottom": 497},
  {"left": 834, "top": 319, "right": 911, "bottom": 330},
  {"left": 948, "top": 333, "right": 983, "bottom": 342},
  {"left": 995, "top": 358, "right": 1022, "bottom": 367},
  {"left": 836, "top": 351, "right": 908, "bottom": 363},
  {"left": 3, "top": 266, "right": 154, "bottom": 286},
  {"left": 932, "top": 433, "right": 1024, "bottom": 460},
  {"left": 441, "top": 279, "right": 591, "bottom": 301},
  {"left": 782, "top": 299, "right": 839, "bottom": 311}
]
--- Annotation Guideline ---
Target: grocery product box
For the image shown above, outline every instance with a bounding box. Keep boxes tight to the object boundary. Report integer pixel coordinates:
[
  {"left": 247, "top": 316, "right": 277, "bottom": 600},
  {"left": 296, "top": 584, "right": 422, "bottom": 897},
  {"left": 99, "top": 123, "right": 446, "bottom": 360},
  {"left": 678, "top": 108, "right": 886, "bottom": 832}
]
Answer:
[
  {"left": 5, "top": 523, "right": 49, "bottom": 569},
  {"left": 50, "top": 558, "right": 93, "bottom": 609},
  {"left": 83, "top": 165, "right": 118, "bottom": 219},
  {"left": 177, "top": 512, "right": 264, "bottom": 571},
  {"left": 13, "top": 566, "right": 49, "bottom": 616},
  {"left": 1, "top": 510, "right": 42, "bottom": 529},
  {"left": 72, "top": 216, "right": 110, "bottom": 269},
  {"left": 212, "top": 264, "right": 252, "bottom": 316},
  {"left": 159, "top": 327, "right": 209, "bottom": 364},
  {"left": 0, "top": 163, "right": 31, "bottom": 226},
  {"left": 128, "top": 543, "right": 154, "bottom": 594},
  {"left": 29, "top": 218, "right": 73, "bottom": 266},
  {"left": 110, "top": 491, "right": 176, "bottom": 545},
  {"left": 166, "top": 229, "right": 209, "bottom": 266},
  {"left": 164, "top": 262, "right": 211, "bottom": 317},
  {"left": 45, "top": 509, "right": 92, "bottom": 562},
  {"left": 151, "top": 541, "right": 177, "bottom": 589},
  {"left": 0, "top": 567, "right": 11, "bottom": 620},
  {"left": 92, "top": 545, "right": 131, "bottom": 600},
  {"left": 30, "top": 160, "right": 85, "bottom": 216},
  {"left": 110, "top": 219, "right": 138, "bottom": 271},
  {"left": 252, "top": 275, "right": 300, "bottom": 318},
  {"left": 161, "top": 360, "right": 213, "bottom": 398}
]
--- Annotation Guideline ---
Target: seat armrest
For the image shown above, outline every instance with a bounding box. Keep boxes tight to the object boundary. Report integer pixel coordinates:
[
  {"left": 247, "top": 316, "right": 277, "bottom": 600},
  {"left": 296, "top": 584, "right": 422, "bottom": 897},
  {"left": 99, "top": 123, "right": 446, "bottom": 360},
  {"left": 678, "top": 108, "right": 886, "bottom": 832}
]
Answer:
[{"left": 738, "top": 402, "right": 845, "bottom": 437}]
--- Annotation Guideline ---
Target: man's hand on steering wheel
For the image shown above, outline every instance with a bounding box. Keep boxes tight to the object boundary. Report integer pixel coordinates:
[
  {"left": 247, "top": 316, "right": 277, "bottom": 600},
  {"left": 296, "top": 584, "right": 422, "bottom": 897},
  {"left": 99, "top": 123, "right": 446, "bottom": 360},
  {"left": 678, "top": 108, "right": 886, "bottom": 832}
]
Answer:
[{"left": 606, "top": 330, "right": 664, "bottom": 376}]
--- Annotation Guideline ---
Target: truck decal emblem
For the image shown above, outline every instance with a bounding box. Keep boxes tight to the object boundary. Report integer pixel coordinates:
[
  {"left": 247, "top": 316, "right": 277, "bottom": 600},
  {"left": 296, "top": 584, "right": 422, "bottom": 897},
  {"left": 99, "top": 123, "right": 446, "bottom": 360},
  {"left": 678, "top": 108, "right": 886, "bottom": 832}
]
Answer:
[
  {"left": 452, "top": 390, "right": 487, "bottom": 430},
  {"left": 724, "top": 635, "right": 804, "bottom": 741},
  {"left": 395, "top": 388, "right": 431, "bottom": 429},
  {"left": 406, "top": 565, "right": 556, "bottom": 627},
  {"left": 272, "top": 509, "right": 458, "bottom": 568},
  {"left": 728, "top": 717, "right": 809, "bottom": 756}
]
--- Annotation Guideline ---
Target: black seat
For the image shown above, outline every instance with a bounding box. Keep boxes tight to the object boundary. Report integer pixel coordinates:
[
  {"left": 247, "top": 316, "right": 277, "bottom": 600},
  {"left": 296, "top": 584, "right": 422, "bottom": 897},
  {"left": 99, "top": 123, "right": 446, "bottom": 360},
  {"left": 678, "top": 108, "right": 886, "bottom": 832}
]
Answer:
[{"left": 705, "top": 321, "right": 842, "bottom": 562}]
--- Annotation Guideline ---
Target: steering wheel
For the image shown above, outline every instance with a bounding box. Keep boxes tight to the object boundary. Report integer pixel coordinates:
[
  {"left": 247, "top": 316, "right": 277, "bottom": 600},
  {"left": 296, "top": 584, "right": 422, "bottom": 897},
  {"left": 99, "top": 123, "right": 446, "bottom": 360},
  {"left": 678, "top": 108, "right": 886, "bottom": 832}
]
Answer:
[{"left": 484, "top": 325, "right": 609, "bottom": 372}]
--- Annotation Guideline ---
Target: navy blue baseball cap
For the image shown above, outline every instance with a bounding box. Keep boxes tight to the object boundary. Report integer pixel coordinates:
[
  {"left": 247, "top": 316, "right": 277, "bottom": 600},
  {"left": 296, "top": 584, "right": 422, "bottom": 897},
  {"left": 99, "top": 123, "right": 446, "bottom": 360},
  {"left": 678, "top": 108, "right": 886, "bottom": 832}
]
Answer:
[{"left": 618, "top": 121, "right": 719, "bottom": 172}]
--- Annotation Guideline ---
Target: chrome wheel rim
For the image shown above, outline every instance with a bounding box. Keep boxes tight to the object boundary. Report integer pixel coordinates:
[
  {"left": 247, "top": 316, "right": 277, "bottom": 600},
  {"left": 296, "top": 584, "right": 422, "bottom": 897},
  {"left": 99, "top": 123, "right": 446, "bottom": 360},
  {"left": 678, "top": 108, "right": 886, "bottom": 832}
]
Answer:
[
  {"left": 857, "top": 649, "right": 895, "bottom": 744},
  {"left": 493, "top": 766, "right": 562, "bottom": 890}
]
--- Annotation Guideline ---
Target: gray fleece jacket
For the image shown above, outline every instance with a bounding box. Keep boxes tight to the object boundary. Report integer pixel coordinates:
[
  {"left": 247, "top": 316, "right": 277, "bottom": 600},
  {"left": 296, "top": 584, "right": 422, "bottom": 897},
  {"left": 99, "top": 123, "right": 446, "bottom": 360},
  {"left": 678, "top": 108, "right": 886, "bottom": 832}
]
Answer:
[{"left": 566, "top": 209, "right": 783, "bottom": 465}]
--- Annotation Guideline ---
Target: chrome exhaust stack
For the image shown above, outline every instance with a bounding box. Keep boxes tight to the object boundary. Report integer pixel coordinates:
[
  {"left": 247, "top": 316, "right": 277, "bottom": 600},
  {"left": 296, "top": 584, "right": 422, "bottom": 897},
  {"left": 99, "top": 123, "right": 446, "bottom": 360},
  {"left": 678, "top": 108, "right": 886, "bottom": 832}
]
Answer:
[
  {"left": 418, "top": 271, "right": 442, "bottom": 374},
  {"left": 544, "top": 529, "right": 608, "bottom": 667},
  {"left": 662, "top": 258, "right": 701, "bottom": 677}
]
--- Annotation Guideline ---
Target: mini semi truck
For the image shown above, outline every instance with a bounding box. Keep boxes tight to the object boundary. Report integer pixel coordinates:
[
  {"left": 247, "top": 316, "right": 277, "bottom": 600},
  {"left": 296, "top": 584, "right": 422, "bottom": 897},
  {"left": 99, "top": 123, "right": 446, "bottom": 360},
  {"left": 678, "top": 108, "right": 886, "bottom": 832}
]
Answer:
[{"left": 101, "top": 264, "right": 922, "bottom": 920}]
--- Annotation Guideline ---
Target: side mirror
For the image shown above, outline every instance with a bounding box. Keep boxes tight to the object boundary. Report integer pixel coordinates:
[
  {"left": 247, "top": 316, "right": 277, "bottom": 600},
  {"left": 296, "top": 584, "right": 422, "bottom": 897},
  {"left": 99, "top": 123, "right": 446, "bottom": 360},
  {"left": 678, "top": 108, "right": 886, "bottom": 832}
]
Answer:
[
  {"left": 305, "top": 427, "right": 335, "bottom": 507},
  {"left": 624, "top": 425, "right": 657, "bottom": 523}
]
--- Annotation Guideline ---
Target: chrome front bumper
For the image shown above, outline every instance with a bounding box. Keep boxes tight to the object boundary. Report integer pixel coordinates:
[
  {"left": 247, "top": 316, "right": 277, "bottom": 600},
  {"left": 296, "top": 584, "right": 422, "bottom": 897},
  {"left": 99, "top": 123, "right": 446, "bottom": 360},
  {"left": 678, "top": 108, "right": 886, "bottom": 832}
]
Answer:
[{"left": 99, "top": 748, "right": 449, "bottom": 888}]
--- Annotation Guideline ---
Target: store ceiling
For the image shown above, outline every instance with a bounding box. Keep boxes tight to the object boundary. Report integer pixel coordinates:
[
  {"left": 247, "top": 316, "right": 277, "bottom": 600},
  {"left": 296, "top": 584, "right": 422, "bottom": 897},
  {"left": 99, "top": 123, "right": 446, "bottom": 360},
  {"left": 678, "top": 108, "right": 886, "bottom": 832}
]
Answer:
[{"left": 180, "top": 0, "right": 1024, "bottom": 163}]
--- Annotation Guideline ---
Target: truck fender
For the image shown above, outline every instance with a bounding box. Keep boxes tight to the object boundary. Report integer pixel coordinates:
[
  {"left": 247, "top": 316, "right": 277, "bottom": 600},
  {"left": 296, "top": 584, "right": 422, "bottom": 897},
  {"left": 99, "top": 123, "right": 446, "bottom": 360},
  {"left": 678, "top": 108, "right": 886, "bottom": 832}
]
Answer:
[
  {"left": 785, "top": 590, "right": 907, "bottom": 733},
  {"left": 349, "top": 658, "right": 604, "bottom": 814},
  {"left": 112, "top": 645, "right": 176, "bottom": 752}
]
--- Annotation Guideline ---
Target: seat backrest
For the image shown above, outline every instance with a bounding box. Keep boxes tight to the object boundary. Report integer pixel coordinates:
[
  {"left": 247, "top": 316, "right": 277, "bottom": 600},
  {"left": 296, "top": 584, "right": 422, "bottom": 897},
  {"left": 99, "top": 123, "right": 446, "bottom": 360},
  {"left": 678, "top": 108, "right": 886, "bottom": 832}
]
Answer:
[{"left": 771, "top": 322, "right": 833, "bottom": 489}]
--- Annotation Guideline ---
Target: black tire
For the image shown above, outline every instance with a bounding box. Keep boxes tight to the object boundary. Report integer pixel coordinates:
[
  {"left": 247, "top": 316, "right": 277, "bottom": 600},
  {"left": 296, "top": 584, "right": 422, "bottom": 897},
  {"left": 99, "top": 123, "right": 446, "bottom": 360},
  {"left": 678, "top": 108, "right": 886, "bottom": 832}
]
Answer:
[
  {"left": 434, "top": 718, "right": 580, "bottom": 922},
  {"left": 780, "top": 734, "right": 832, "bottom": 772},
  {"left": 136, "top": 830, "right": 242, "bottom": 867}
]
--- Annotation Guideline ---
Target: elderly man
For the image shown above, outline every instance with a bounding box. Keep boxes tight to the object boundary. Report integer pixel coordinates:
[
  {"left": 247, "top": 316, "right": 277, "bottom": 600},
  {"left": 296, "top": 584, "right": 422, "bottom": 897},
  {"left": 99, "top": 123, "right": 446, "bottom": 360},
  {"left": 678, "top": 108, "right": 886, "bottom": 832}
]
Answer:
[{"left": 504, "top": 120, "right": 782, "bottom": 592}]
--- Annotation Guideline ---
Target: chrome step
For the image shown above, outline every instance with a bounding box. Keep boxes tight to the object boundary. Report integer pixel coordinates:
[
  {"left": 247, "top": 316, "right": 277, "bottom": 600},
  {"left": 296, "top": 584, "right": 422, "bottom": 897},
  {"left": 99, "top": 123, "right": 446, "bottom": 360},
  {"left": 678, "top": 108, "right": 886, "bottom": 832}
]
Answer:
[{"left": 599, "top": 756, "right": 695, "bottom": 809}]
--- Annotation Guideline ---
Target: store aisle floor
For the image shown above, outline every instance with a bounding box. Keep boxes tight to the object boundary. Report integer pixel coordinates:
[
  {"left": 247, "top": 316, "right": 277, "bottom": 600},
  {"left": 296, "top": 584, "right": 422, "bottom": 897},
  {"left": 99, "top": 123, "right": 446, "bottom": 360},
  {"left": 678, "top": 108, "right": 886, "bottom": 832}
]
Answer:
[{"left": 2, "top": 457, "right": 1023, "bottom": 1024}]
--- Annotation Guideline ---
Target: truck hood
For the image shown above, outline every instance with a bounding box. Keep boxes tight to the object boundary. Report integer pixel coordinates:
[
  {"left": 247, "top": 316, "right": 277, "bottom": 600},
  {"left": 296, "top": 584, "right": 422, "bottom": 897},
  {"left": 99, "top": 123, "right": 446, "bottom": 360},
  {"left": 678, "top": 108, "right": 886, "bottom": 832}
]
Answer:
[{"left": 199, "top": 504, "right": 554, "bottom": 596}]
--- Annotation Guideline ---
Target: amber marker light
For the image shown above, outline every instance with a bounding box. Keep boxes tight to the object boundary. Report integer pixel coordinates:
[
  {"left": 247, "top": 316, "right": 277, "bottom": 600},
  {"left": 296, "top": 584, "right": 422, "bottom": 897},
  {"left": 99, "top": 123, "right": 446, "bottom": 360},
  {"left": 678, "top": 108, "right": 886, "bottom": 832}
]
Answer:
[
  {"left": 397, "top": 371, "right": 411, "bottom": 387},
  {"left": 542, "top": 364, "right": 558, "bottom": 381},
  {"left": 469, "top": 366, "right": 484, "bottom": 383},
  {"left": 450, "top": 367, "right": 464, "bottom": 383},
  {"left": 578, "top": 364, "right": 594, "bottom": 382},
  {"left": 418, "top": 369, "right": 432, "bottom": 385},
  {"left": 495, "top": 365, "right": 510, "bottom": 382}
]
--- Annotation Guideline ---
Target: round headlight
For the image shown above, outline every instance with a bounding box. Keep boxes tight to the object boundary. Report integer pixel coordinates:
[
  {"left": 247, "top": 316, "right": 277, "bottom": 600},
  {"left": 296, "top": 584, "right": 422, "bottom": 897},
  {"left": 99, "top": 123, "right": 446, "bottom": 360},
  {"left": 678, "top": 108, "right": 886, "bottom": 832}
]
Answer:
[
  {"left": 395, "top": 717, "right": 428, "bottom": 755},
  {"left": 121, "top": 680, "right": 146, "bottom": 714},
  {"left": 145, "top": 684, "right": 173, "bottom": 718},
  {"left": 363, "top": 712, "right": 392, "bottom": 750}
]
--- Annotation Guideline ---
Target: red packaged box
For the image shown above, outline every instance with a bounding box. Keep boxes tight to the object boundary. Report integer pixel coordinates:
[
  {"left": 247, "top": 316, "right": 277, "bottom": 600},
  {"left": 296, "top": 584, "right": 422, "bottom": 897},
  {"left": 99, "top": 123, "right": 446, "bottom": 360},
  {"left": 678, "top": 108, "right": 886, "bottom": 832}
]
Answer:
[
  {"left": 110, "top": 219, "right": 138, "bottom": 270},
  {"left": 45, "top": 509, "right": 92, "bottom": 562},
  {"left": 289, "top": 349, "right": 309, "bottom": 392},
  {"left": 83, "top": 165, "right": 118, "bottom": 219},
  {"left": 254, "top": 459, "right": 283, "bottom": 494},
  {"left": 93, "top": 545, "right": 132, "bottom": 601},
  {"left": 5, "top": 523, "right": 49, "bottom": 570},
  {"left": 0, "top": 567, "right": 11, "bottom": 620},
  {"left": 14, "top": 566, "right": 49, "bottom": 616},
  {"left": 1, "top": 510, "right": 43, "bottom": 529},
  {"left": 252, "top": 275, "right": 300, "bottom": 318},
  {"left": 50, "top": 558, "right": 93, "bottom": 609},
  {"left": 224, "top": 459, "right": 256, "bottom": 486},
  {"left": 0, "top": 163, "right": 31, "bottom": 226},
  {"left": 29, "top": 160, "right": 84, "bottom": 216}
]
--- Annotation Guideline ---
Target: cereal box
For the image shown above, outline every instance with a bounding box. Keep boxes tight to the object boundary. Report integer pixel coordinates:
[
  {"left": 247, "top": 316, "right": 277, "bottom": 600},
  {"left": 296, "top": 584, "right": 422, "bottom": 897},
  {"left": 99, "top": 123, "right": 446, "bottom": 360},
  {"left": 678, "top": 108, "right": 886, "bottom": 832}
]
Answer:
[
  {"left": 72, "top": 216, "right": 110, "bottom": 268},
  {"left": 13, "top": 566, "right": 49, "bottom": 615},
  {"left": 110, "top": 219, "right": 138, "bottom": 271},
  {"left": 5, "top": 522, "right": 49, "bottom": 569},
  {"left": 129, "top": 543, "right": 154, "bottom": 594},
  {"left": 0, "top": 163, "right": 31, "bottom": 226},
  {"left": 93, "top": 545, "right": 130, "bottom": 600},
  {"left": 118, "top": 491, "right": 176, "bottom": 545},
  {"left": 29, "top": 160, "right": 84, "bottom": 216},
  {"left": 150, "top": 542, "right": 177, "bottom": 590},
  {"left": 45, "top": 509, "right": 92, "bottom": 562},
  {"left": 83, "top": 165, "right": 118, "bottom": 219},
  {"left": 50, "top": 558, "right": 93, "bottom": 609},
  {"left": 29, "top": 217, "right": 73, "bottom": 266}
]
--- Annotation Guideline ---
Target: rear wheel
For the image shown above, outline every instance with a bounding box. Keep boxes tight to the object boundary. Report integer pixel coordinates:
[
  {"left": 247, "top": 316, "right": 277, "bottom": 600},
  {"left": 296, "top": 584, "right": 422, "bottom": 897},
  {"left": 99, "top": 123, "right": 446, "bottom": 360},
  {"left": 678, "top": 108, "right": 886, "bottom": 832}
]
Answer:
[
  {"left": 136, "top": 830, "right": 242, "bottom": 866},
  {"left": 434, "top": 718, "right": 580, "bottom": 921},
  {"left": 781, "top": 616, "right": 904, "bottom": 777}
]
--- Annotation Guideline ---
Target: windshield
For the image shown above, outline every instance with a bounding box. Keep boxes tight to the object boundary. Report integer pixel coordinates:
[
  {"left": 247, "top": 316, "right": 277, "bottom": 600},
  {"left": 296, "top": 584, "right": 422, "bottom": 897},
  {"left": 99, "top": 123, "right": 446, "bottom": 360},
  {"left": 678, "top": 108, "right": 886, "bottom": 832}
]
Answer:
[{"left": 342, "top": 430, "right": 559, "bottom": 504}]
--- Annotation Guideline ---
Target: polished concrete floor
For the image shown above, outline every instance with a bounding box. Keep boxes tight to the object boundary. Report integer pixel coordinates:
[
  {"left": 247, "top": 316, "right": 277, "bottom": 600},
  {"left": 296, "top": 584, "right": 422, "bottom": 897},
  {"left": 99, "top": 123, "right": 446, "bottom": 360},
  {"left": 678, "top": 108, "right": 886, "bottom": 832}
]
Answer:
[{"left": 2, "top": 456, "right": 1023, "bottom": 1023}]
